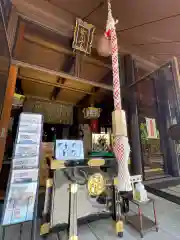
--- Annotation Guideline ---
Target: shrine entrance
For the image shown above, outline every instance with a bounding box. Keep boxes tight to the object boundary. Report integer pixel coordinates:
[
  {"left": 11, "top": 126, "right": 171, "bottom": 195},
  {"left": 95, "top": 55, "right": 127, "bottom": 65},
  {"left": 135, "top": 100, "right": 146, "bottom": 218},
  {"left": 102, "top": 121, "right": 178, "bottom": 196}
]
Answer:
[
  {"left": 128, "top": 58, "right": 180, "bottom": 180},
  {"left": 0, "top": 56, "right": 114, "bottom": 200}
]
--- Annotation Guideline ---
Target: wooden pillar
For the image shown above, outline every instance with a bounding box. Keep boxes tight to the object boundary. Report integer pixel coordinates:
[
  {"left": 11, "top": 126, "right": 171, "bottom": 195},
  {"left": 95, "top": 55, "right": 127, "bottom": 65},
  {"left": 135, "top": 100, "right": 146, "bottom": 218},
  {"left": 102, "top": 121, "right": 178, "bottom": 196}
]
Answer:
[
  {"left": 0, "top": 64, "right": 17, "bottom": 170},
  {"left": 13, "top": 22, "right": 25, "bottom": 57}
]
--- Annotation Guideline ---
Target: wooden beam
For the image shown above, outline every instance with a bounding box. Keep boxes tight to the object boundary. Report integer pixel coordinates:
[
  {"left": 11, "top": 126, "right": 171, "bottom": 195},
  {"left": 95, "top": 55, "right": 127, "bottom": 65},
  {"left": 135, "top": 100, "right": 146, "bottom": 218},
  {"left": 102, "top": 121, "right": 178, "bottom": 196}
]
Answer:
[
  {"left": 77, "top": 71, "right": 112, "bottom": 106},
  {"left": 22, "top": 21, "right": 112, "bottom": 69},
  {"left": 12, "top": 59, "right": 113, "bottom": 91},
  {"left": 19, "top": 75, "right": 94, "bottom": 95},
  {"left": 77, "top": 87, "right": 99, "bottom": 106},
  {"left": 26, "top": 95, "right": 75, "bottom": 106},
  {"left": 13, "top": 21, "right": 25, "bottom": 56},
  {"left": 0, "top": 65, "right": 18, "bottom": 170},
  {"left": 50, "top": 54, "right": 75, "bottom": 100}
]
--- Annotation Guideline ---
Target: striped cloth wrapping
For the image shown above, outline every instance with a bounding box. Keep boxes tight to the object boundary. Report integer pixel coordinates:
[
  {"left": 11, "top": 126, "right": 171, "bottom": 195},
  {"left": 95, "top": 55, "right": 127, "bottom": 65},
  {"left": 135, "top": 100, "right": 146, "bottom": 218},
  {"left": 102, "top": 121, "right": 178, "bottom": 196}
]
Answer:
[
  {"left": 105, "top": 0, "right": 132, "bottom": 192},
  {"left": 113, "top": 136, "right": 132, "bottom": 192}
]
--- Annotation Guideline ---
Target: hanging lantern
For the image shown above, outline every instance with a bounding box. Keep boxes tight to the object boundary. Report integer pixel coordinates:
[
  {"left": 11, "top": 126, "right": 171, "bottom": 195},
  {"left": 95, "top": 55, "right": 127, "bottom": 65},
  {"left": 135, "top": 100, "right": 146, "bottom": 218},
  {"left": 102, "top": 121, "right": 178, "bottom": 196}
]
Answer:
[
  {"left": 97, "top": 34, "right": 111, "bottom": 57},
  {"left": 83, "top": 107, "right": 101, "bottom": 119},
  {"left": 83, "top": 107, "right": 101, "bottom": 133}
]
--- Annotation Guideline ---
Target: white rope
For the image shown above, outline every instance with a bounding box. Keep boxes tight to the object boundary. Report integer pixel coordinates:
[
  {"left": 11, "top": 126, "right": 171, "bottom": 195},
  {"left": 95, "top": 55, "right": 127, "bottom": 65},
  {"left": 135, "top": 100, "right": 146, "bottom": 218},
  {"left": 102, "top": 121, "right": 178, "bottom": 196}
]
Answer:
[{"left": 105, "top": 0, "right": 118, "bottom": 36}]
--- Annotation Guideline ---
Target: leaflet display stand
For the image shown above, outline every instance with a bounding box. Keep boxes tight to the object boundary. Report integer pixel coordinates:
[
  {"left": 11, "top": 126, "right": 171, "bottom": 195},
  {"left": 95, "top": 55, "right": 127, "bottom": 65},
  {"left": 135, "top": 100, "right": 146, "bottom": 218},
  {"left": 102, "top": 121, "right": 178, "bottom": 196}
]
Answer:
[{"left": 1, "top": 113, "right": 43, "bottom": 240}]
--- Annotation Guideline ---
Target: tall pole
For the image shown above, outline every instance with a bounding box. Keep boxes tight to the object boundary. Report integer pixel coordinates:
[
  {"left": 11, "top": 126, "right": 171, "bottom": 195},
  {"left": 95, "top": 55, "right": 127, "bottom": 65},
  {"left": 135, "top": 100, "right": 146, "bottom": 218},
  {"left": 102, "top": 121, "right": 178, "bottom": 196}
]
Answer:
[
  {"left": 105, "top": 0, "right": 132, "bottom": 192},
  {"left": 104, "top": 1, "right": 132, "bottom": 237}
]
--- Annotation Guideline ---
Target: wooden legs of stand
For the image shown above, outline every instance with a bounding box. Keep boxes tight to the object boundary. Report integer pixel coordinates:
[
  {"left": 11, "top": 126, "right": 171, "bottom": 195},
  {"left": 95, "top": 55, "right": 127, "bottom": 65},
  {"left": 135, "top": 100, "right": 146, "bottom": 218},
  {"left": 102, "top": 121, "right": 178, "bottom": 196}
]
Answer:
[{"left": 68, "top": 183, "right": 78, "bottom": 240}]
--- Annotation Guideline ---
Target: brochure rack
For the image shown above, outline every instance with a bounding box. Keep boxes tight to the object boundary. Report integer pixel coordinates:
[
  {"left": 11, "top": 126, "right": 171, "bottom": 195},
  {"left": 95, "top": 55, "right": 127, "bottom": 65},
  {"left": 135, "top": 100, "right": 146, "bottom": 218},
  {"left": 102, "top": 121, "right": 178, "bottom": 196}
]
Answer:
[{"left": 1, "top": 113, "right": 43, "bottom": 240}]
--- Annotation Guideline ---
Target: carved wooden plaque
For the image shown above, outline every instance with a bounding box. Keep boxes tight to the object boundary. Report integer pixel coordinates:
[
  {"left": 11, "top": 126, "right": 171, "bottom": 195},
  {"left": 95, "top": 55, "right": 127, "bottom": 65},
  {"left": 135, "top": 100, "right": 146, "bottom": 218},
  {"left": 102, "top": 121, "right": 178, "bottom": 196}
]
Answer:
[{"left": 72, "top": 18, "right": 95, "bottom": 54}]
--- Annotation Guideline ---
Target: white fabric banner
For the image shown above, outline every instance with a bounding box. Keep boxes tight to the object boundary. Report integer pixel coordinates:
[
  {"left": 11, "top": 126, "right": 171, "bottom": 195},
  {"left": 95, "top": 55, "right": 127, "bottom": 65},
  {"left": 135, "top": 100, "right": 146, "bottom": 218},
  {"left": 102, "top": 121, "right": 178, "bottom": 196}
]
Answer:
[{"left": 145, "top": 118, "right": 158, "bottom": 139}]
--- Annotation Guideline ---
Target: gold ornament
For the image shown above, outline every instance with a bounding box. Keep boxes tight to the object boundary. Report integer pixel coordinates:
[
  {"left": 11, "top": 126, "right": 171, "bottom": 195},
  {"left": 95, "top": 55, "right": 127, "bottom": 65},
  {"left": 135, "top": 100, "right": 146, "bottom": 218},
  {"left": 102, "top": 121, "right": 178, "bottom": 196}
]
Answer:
[{"left": 87, "top": 173, "right": 105, "bottom": 196}]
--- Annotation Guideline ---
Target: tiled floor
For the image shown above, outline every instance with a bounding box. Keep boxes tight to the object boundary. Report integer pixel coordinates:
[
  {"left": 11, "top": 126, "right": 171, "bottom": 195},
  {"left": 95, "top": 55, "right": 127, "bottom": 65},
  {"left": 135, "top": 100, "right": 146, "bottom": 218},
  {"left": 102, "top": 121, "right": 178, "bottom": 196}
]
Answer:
[{"left": 1, "top": 193, "right": 180, "bottom": 240}]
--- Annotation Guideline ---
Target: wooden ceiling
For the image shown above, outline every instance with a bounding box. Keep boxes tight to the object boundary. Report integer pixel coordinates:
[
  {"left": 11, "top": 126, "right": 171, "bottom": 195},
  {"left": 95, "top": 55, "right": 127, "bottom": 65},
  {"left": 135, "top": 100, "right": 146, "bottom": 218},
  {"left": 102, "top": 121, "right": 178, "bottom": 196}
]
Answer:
[
  {"left": 46, "top": 0, "right": 180, "bottom": 65},
  {"left": 17, "top": 65, "right": 112, "bottom": 106},
  {"left": 12, "top": 0, "right": 180, "bottom": 68},
  {"left": 12, "top": 16, "right": 113, "bottom": 106},
  {"left": 11, "top": 0, "right": 180, "bottom": 105}
]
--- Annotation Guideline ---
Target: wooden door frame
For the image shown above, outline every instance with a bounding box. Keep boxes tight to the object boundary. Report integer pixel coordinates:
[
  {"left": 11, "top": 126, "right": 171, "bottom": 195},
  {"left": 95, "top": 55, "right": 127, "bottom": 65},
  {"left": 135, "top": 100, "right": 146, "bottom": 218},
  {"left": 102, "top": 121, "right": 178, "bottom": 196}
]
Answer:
[{"left": 0, "top": 64, "right": 18, "bottom": 170}]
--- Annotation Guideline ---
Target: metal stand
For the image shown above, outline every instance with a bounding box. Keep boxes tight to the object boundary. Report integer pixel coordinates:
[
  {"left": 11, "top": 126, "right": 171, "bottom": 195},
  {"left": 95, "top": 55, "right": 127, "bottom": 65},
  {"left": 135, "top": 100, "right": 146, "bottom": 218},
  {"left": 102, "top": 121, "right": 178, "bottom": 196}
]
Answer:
[
  {"left": 68, "top": 183, "right": 78, "bottom": 240},
  {"left": 126, "top": 198, "right": 158, "bottom": 238}
]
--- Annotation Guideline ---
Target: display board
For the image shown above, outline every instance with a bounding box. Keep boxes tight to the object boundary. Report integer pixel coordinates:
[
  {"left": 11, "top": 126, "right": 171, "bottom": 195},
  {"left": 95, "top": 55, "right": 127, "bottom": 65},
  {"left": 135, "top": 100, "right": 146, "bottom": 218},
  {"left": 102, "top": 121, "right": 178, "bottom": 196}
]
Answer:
[
  {"left": 55, "top": 140, "right": 84, "bottom": 161},
  {"left": 2, "top": 113, "right": 43, "bottom": 226}
]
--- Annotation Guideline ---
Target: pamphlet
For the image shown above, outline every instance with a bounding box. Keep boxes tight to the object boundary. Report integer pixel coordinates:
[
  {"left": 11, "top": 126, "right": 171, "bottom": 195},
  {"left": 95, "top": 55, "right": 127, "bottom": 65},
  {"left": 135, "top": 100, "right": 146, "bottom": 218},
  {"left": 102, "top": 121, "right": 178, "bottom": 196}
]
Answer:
[
  {"left": 11, "top": 169, "right": 39, "bottom": 184},
  {"left": 13, "top": 156, "right": 39, "bottom": 169},
  {"left": 17, "top": 132, "right": 41, "bottom": 144},
  {"left": 2, "top": 113, "right": 43, "bottom": 226},
  {"left": 19, "top": 123, "right": 41, "bottom": 134},
  {"left": 20, "top": 113, "right": 42, "bottom": 125},
  {"left": 14, "top": 144, "right": 39, "bottom": 158},
  {"left": 2, "top": 182, "right": 37, "bottom": 225}
]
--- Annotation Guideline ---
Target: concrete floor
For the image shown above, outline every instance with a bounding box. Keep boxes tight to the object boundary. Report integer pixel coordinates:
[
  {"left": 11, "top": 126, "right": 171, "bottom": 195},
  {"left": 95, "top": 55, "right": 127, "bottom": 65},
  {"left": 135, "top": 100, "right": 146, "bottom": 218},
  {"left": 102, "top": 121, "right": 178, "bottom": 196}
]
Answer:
[
  {"left": 1, "top": 193, "right": 180, "bottom": 240},
  {"left": 162, "top": 184, "right": 180, "bottom": 198}
]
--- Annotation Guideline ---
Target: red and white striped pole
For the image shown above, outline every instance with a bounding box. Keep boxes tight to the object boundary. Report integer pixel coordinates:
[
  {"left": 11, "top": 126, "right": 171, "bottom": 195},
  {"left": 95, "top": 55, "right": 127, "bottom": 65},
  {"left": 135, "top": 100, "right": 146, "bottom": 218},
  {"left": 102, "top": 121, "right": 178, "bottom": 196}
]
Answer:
[{"left": 105, "top": 0, "right": 132, "bottom": 193}]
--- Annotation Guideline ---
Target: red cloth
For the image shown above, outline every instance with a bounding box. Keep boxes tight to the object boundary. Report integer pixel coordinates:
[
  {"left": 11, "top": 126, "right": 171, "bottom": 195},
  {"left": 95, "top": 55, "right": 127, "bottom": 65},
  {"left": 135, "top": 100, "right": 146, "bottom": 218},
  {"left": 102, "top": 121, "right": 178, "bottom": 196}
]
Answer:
[
  {"left": 105, "top": 29, "right": 111, "bottom": 39},
  {"left": 90, "top": 119, "right": 99, "bottom": 133}
]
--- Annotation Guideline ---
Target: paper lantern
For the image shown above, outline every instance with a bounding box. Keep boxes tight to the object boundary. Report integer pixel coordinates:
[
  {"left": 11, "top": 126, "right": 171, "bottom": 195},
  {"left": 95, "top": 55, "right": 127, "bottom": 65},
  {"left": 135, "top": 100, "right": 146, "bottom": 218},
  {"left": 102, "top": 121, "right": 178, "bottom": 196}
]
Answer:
[
  {"left": 83, "top": 107, "right": 101, "bottom": 119},
  {"left": 97, "top": 35, "right": 111, "bottom": 57}
]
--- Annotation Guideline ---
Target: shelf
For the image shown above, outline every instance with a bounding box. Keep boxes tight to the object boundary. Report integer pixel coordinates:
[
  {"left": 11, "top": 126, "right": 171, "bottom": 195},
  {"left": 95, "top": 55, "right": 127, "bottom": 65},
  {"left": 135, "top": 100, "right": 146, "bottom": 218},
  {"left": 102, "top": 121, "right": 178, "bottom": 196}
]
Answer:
[{"left": 127, "top": 214, "right": 157, "bottom": 235}]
